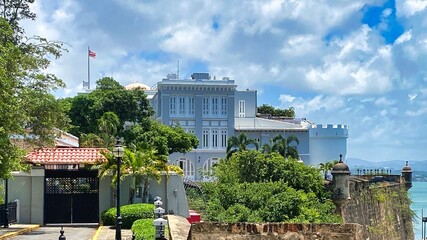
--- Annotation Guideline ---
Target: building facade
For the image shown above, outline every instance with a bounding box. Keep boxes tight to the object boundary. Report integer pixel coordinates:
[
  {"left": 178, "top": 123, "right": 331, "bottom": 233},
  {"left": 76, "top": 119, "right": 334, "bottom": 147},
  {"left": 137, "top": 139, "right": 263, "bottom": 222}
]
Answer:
[{"left": 143, "top": 73, "right": 348, "bottom": 181}]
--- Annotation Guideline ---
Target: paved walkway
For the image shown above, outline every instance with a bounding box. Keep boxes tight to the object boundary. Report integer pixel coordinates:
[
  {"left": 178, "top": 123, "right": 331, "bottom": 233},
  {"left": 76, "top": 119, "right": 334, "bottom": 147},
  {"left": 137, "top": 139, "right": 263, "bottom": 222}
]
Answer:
[
  {"left": 0, "top": 224, "right": 134, "bottom": 240},
  {"left": 94, "top": 226, "right": 134, "bottom": 240}
]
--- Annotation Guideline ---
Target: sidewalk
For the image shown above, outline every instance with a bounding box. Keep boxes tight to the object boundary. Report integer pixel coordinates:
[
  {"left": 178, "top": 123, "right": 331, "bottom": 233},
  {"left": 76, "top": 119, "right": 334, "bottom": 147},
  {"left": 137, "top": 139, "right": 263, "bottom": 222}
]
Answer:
[
  {"left": 0, "top": 224, "right": 40, "bottom": 239},
  {"left": 93, "top": 226, "right": 134, "bottom": 240},
  {"left": 0, "top": 224, "right": 135, "bottom": 240}
]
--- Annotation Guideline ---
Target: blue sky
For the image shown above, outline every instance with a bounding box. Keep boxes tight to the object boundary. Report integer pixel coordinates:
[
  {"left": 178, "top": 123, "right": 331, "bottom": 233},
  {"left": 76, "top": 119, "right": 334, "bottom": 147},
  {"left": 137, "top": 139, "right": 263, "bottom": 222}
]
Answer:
[{"left": 22, "top": 0, "right": 427, "bottom": 162}]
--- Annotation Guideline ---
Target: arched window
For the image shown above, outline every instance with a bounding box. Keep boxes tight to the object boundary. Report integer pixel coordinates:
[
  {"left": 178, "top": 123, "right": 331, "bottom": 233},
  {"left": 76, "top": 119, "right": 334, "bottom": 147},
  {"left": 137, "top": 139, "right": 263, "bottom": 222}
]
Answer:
[
  {"left": 203, "top": 158, "right": 219, "bottom": 175},
  {"left": 176, "top": 158, "right": 195, "bottom": 179}
]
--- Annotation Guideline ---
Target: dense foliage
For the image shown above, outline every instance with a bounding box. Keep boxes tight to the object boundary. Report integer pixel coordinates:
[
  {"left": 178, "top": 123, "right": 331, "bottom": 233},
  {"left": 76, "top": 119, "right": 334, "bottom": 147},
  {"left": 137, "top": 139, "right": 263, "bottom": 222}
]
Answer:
[
  {"left": 101, "top": 203, "right": 154, "bottom": 229},
  {"left": 65, "top": 77, "right": 153, "bottom": 139},
  {"left": 66, "top": 77, "right": 197, "bottom": 203},
  {"left": 131, "top": 219, "right": 156, "bottom": 240},
  {"left": 257, "top": 104, "right": 295, "bottom": 118},
  {"left": 0, "top": 1, "right": 69, "bottom": 178},
  {"left": 65, "top": 77, "right": 198, "bottom": 152},
  {"left": 199, "top": 151, "right": 341, "bottom": 223},
  {"left": 124, "top": 119, "right": 198, "bottom": 156},
  {"left": 131, "top": 218, "right": 169, "bottom": 240}
]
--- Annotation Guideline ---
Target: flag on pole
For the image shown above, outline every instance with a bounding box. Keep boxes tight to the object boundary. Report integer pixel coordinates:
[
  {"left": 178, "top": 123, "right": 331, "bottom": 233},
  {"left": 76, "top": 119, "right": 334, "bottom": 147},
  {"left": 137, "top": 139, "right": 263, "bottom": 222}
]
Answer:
[{"left": 88, "top": 50, "right": 96, "bottom": 58}]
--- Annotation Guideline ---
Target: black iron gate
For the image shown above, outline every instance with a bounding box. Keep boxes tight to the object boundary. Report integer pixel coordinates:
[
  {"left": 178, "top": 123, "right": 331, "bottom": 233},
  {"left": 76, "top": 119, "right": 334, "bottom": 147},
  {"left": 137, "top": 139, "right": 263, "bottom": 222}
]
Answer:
[
  {"left": 44, "top": 170, "right": 99, "bottom": 224},
  {"left": 0, "top": 202, "right": 17, "bottom": 225}
]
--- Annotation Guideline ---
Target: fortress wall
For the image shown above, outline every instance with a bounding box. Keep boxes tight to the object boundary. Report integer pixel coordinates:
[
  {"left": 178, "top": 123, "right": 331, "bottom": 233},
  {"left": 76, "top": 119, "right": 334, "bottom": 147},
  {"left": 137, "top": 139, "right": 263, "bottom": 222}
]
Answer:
[
  {"left": 340, "top": 178, "right": 414, "bottom": 240},
  {"left": 188, "top": 222, "right": 365, "bottom": 240}
]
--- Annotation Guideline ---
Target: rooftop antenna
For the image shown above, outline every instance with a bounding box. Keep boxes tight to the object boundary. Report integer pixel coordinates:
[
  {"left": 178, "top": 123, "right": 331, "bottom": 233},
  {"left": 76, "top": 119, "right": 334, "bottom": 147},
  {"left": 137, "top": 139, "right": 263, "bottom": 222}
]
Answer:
[{"left": 177, "top": 60, "right": 180, "bottom": 79}]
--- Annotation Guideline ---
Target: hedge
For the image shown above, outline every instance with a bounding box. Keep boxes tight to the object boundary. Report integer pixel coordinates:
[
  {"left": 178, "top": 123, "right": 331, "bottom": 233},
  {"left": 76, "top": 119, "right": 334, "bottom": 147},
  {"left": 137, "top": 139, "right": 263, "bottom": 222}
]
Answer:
[
  {"left": 101, "top": 203, "right": 154, "bottom": 229},
  {"left": 131, "top": 219, "right": 155, "bottom": 240},
  {"left": 132, "top": 218, "right": 169, "bottom": 240}
]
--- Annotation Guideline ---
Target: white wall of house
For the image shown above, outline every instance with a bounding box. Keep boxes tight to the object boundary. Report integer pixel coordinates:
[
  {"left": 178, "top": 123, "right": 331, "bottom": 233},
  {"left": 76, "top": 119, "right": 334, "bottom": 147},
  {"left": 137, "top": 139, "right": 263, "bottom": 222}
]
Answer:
[
  {"left": 147, "top": 173, "right": 189, "bottom": 218},
  {"left": 9, "top": 166, "right": 44, "bottom": 224}
]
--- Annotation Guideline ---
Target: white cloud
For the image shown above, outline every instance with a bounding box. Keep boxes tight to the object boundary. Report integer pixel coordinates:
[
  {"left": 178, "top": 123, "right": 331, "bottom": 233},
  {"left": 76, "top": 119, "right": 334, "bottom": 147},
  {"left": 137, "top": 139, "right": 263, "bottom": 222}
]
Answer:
[
  {"left": 279, "top": 94, "right": 296, "bottom": 103},
  {"left": 278, "top": 94, "right": 345, "bottom": 117},
  {"left": 375, "top": 97, "right": 395, "bottom": 106},
  {"left": 406, "top": 108, "right": 427, "bottom": 116},
  {"left": 17, "top": 0, "right": 427, "bottom": 161},
  {"left": 382, "top": 8, "right": 392, "bottom": 17},
  {"left": 395, "top": 30, "right": 412, "bottom": 44},
  {"left": 380, "top": 109, "right": 387, "bottom": 116},
  {"left": 396, "top": 0, "right": 427, "bottom": 17},
  {"left": 305, "top": 61, "right": 392, "bottom": 95}
]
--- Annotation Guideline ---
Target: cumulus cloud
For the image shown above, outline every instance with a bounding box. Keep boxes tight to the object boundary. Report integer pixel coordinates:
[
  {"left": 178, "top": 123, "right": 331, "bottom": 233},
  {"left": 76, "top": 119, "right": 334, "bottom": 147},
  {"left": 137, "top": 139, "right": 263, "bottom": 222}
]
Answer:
[
  {"left": 396, "top": 0, "right": 427, "bottom": 17},
  {"left": 375, "top": 97, "right": 396, "bottom": 106},
  {"left": 278, "top": 94, "right": 345, "bottom": 117},
  {"left": 395, "top": 30, "right": 412, "bottom": 44},
  {"left": 19, "top": 0, "right": 427, "bottom": 161}
]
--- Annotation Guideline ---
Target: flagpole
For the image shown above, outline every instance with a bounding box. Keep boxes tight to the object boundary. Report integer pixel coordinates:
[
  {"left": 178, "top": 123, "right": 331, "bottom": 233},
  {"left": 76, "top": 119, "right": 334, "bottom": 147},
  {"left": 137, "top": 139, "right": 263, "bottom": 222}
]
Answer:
[{"left": 87, "top": 46, "right": 90, "bottom": 90}]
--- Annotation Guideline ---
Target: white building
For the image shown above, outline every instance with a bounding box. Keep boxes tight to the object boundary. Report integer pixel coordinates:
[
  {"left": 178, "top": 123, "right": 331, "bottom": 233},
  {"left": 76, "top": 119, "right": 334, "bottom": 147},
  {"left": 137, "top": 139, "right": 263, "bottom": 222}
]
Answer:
[{"left": 134, "top": 73, "right": 348, "bottom": 181}]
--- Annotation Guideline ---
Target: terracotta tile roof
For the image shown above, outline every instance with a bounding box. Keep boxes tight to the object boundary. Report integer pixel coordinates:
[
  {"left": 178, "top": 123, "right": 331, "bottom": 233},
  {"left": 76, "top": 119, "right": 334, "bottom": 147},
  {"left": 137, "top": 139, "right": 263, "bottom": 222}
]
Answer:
[{"left": 25, "top": 148, "right": 108, "bottom": 165}]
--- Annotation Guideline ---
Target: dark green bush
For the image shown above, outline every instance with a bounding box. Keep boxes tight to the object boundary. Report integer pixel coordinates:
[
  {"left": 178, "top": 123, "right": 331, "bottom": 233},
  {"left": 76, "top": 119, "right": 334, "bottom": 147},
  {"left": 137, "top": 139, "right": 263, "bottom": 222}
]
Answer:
[{"left": 101, "top": 203, "right": 154, "bottom": 229}]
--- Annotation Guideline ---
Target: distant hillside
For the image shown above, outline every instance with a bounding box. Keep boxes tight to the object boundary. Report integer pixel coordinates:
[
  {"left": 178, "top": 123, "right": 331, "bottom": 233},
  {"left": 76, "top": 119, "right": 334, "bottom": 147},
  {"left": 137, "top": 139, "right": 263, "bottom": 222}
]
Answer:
[
  {"left": 346, "top": 158, "right": 427, "bottom": 181},
  {"left": 346, "top": 158, "right": 427, "bottom": 172}
]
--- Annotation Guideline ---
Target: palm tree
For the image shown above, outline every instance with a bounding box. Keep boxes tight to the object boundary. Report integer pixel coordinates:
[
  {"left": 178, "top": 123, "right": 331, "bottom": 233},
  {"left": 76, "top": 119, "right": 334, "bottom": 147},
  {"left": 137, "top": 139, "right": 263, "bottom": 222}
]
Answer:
[
  {"left": 261, "top": 143, "right": 272, "bottom": 154},
  {"left": 122, "top": 144, "right": 177, "bottom": 203},
  {"left": 80, "top": 133, "right": 104, "bottom": 147},
  {"left": 96, "top": 144, "right": 181, "bottom": 204},
  {"left": 271, "top": 134, "right": 300, "bottom": 159},
  {"left": 122, "top": 147, "right": 158, "bottom": 203},
  {"left": 97, "top": 112, "right": 120, "bottom": 148},
  {"left": 319, "top": 160, "right": 338, "bottom": 180},
  {"left": 226, "top": 133, "right": 259, "bottom": 159}
]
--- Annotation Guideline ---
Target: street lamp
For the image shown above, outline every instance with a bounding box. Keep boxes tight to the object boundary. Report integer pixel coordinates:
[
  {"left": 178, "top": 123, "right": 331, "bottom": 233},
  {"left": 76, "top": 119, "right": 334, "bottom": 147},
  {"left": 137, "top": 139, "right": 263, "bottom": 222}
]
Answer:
[{"left": 112, "top": 139, "right": 125, "bottom": 240}]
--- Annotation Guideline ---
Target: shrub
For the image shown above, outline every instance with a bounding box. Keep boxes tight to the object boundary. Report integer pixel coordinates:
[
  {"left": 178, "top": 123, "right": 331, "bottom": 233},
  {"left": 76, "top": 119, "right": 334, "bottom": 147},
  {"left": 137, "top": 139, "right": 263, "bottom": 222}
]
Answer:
[
  {"left": 131, "top": 219, "right": 155, "bottom": 240},
  {"left": 101, "top": 203, "right": 154, "bottom": 229},
  {"left": 132, "top": 219, "right": 169, "bottom": 240}
]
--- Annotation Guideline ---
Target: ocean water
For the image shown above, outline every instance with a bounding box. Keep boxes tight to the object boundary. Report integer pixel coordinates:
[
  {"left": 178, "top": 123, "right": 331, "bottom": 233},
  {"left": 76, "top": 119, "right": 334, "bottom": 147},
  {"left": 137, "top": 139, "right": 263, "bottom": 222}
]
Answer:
[{"left": 410, "top": 182, "right": 427, "bottom": 240}]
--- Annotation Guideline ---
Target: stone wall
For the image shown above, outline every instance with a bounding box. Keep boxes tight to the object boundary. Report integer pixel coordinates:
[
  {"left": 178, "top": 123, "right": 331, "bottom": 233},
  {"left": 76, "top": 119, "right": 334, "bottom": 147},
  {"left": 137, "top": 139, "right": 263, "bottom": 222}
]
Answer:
[
  {"left": 188, "top": 222, "right": 365, "bottom": 240},
  {"left": 340, "top": 178, "right": 414, "bottom": 240}
]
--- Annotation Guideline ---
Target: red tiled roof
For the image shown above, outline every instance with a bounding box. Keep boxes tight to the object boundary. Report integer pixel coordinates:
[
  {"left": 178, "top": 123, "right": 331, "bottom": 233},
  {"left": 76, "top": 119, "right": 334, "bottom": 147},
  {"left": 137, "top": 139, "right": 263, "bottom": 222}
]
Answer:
[{"left": 25, "top": 148, "right": 108, "bottom": 165}]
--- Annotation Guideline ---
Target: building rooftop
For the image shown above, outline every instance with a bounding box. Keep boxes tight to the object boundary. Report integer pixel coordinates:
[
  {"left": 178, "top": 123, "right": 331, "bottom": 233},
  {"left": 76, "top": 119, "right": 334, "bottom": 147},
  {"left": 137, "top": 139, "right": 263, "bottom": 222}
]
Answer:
[
  {"left": 25, "top": 148, "right": 107, "bottom": 165},
  {"left": 235, "top": 117, "right": 309, "bottom": 131}
]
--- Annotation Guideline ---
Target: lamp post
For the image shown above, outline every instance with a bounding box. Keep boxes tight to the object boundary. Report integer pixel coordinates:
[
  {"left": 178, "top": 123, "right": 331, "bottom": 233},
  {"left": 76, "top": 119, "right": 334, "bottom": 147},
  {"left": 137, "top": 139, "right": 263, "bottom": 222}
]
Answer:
[{"left": 112, "top": 139, "right": 125, "bottom": 240}]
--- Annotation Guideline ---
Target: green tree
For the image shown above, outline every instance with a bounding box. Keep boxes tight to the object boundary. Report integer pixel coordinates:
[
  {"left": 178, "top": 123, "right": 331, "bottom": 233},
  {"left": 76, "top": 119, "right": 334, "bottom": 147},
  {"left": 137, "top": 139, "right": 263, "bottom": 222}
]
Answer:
[
  {"left": 97, "top": 112, "right": 120, "bottom": 148},
  {"left": 226, "top": 133, "right": 259, "bottom": 159},
  {"left": 257, "top": 104, "right": 295, "bottom": 118},
  {"left": 66, "top": 77, "right": 154, "bottom": 138},
  {"left": 124, "top": 120, "right": 198, "bottom": 157},
  {"left": 122, "top": 147, "right": 168, "bottom": 203},
  {"left": 79, "top": 133, "right": 104, "bottom": 148},
  {"left": 199, "top": 150, "right": 340, "bottom": 223},
  {"left": 0, "top": 2, "right": 69, "bottom": 178},
  {"left": 271, "top": 134, "right": 300, "bottom": 160},
  {"left": 66, "top": 94, "right": 97, "bottom": 135}
]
